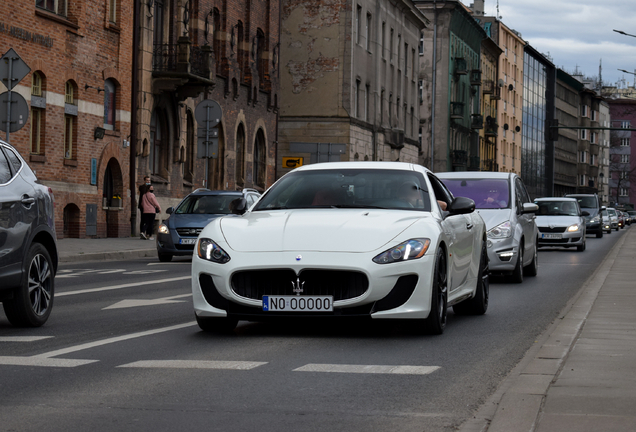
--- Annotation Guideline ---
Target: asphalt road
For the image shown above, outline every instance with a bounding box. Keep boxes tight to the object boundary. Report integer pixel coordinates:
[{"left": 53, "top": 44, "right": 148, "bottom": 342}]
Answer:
[{"left": 0, "top": 229, "right": 628, "bottom": 432}]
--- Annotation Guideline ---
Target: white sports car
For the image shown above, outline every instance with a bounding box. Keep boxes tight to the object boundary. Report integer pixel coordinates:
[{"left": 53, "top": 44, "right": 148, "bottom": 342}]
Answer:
[{"left": 191, "top": 162, "right": 489, "bottom": 334}]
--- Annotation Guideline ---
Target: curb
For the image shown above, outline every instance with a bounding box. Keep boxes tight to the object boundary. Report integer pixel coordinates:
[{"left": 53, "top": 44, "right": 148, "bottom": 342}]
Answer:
[
  {"left": 458, "top": 230, "right": 629, "bottom": 432},
  {"left": 58, "top": 249, "right": 157, "bottom": 264}
]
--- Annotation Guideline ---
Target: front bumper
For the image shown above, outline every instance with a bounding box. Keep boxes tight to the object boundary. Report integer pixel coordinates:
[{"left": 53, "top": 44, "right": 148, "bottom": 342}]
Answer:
[
  {"left": 156, "top": 231, "right": 198, "bottom": 256},
  {"left": 537, "top": 229, "right": 584, "bottom": 247},
  {"left": 191, "top": 248, "right": 437, "bottom": 321},
  {"left": 486, "top": 236, "right": 520, "bottom": 273}
]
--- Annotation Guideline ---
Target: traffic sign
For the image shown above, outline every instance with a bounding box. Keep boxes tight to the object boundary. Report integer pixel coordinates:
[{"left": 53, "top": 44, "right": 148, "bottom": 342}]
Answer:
[
  {"left": 194, "top": 99, "right": 222, "bottom": 128},
  {"left": 0, "top": 92, "right": 29, "bottom": 133},
  {"left": 0, "top": 48, "right": 31, "bottom": 91}
]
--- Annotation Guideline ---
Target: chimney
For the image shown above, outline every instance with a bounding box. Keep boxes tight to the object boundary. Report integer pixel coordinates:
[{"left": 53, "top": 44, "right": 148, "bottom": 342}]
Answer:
[{"left": 471, "top": 0, "right": 485, "bottom": 16}]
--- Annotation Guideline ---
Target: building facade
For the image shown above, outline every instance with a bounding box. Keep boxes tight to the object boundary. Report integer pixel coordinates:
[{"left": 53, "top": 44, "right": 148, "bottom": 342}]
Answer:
[
  {"left": 478, "top": 35, "right": 501, "bottom": 172},
  {"left": 554, "top": 69, "right": 580, "bottom": 196},
  {"left": 606, "top": 98, "right": 636, "bottom": 209},
  {"left": 415, "top": 0, "right": 486, "bottom": 172},
  {"left": 521, "top": 44, "right": 556, "bottom": 199},
  {"left": 277, "top": 0, "right": 428, "bottom": 178},
  {"left": 137, "top": 0, "right": 279, "bottom": 231},
  {"left": 1, "top": 0, "right": 133, "bottom": 238}
]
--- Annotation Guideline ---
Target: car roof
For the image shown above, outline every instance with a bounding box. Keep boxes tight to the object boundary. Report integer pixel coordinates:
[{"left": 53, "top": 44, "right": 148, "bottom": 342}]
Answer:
[
  {"left": 565, "top": 193, "right": 597, "bottom": 197},
  {"left": 534, "top": 197, "right": 578, "bottom": 202},
  {"left": 435, "top": 171, "right": 513, "bottom": 180},
  {"left": 188, "top": 189, "right": 243, "bottom": 197},
  {"left": 291, "top": 161, "right": 429, "bottom": 173}
]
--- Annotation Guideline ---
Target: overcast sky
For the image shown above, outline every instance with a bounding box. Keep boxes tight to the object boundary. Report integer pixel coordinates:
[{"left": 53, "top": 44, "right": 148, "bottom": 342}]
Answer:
[{"left": 463, "top": 0, "right": 636, "bottom": 88}]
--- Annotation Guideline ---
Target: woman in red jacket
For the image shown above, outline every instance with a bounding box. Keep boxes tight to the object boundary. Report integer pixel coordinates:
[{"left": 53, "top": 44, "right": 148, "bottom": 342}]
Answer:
[{"left": 140, "top": 186, "right": 161, "bottom": 240}]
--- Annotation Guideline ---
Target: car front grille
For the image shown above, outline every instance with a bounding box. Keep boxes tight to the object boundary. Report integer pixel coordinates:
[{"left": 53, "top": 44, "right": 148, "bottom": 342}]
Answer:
[
  {"left": 176, "top": 227, "right": 203, "bottom": 237},
  {"left": 231, "top": 269, "right": 369, "bottom": 301},
  {"left": 538, "top": 226, "right": 567, "bottom": 233}
]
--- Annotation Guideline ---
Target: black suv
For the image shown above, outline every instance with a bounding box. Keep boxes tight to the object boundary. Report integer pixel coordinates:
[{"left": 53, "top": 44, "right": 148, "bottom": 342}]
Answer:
[
  {"left": 0, "top": 139, "right": 58, "bottom": 327},
  {"left": 156, "top": 188, "right": 261, "bottom": 262},
  {"left": 565, "top": 193, "right": 605, "bottom": 238}
]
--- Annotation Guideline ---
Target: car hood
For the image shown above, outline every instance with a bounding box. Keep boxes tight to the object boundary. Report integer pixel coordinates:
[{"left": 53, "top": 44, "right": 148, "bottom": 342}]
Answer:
[
  {"left": 474, "top": 209, "right": 513, "bottom": 231},
  {"left": 168, "top": 213, "right": 225, "bottom": 228},
  {"left": 219, "top": 209, "right": 427, "bottom": 252},
  {"left": 535, "top": 215, "right": 582, "bottom": 227}
]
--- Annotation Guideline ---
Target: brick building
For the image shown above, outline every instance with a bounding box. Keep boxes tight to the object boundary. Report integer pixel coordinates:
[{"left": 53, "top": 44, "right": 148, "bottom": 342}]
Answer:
[
  {"left": 1, "top": 0, "right": 133, "bottom": 238},
  {"left": 136, "top": 0, "right": 279, "bottom": 232}
]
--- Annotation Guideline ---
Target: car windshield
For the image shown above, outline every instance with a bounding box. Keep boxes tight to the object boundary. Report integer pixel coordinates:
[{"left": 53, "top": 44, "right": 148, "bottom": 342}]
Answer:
[
  {"left": 535, "top": 201, "right": 579, "bottom": 216},
  {"left": 608, "top": 209, "right": 617, "bottom": 216},
  {"left": 571, "top": 196, "right": 596, "bottom": 208},
  {"left": 440, "top": 178, "right": 510, "bottom": 209},
  {"left": 175, "top": 194, "right": 240, "bottom": 214},
  {"left": 253, "top": 168, "right": 432, "bottom": 211}
]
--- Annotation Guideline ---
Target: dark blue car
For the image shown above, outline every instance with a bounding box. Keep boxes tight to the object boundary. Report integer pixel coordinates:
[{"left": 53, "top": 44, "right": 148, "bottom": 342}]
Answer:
[{"left": 156, "top": 188, "right": 261, "bottom": 262}]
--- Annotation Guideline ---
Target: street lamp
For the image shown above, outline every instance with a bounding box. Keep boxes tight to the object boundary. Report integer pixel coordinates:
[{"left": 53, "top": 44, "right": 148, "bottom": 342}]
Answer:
[
  {"left": 614, "top": 29, "right": 636, "bottom": 38},
  {"left": 618, "top": 69, "right": 636, "bottom": 76}
]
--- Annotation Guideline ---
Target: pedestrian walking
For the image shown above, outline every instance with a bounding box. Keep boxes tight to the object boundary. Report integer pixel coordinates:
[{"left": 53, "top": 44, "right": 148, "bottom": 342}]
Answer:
[
  {"left": 138, "top": 175, "right": 151, "bottom": 238},
  {"left": 140, "top": 185, "right": 161, "bottom": 240}
]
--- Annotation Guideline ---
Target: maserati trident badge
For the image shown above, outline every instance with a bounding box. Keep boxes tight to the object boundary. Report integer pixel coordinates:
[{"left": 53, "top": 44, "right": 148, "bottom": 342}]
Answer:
[{"left": 292, "top": 277, "right": 305, "bottom": 295}]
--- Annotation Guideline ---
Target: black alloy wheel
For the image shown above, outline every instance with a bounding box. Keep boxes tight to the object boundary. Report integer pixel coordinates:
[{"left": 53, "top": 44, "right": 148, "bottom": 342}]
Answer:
[
  {"left": 3, "top": 243, "right": 54, "bottom": 327},
  {"left": 422, "top": 248, "right": 448, "bottom": 335}
]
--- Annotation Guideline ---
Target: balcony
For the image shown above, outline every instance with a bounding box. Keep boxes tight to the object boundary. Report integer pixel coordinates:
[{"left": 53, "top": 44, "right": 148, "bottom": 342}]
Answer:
[
  {"left": 451, "top": 150, "right": 468, "bottom": 167},
  {"left": 454, "top": 58, "right": 468, "bottom": 76},
  {"left": 481, "top": 159, "right": 498, "bottom": 172},
  {"left": 483, "top": 80, "right": 494, "bottom": 94},
  {"left": 485, "top": 117, "right": 498, "bottom": 136},
  {"left": 470, "top": 70, "right": 482, "bottom": 86},
  {"left": 491, "top": 86, "right": 501, "bottom": 100},
  {"left": 450, "top": 102, "right": 464, "bottom": 120},
  {"left": 152, "top": 38, "right": 215, "bottom": 99}
]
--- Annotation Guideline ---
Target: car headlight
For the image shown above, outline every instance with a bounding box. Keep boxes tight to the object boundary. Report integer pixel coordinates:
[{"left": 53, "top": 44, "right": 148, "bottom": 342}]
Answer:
[
  {"left": 488, "top": 221, "right": 512, "bottom": 239},
  {"left": 197, "top": 238, "right": 231, "bottom": 264},
  {"left": 590, "top": 216, "right": 600, "bottom": 223},
  {"left": 567, "top": 224, "right": 581, "bottom": 232},
  {"left": 373, "top": 239, "right": 431, "bottom": 264},
  {"left": 158, "top": 224, "right": 170, "bottom": 234}
]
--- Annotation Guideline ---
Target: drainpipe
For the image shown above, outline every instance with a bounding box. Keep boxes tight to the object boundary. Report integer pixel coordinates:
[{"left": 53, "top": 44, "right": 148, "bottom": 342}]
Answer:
[
  {"left": 130, "top": 0, "right": 140, "bottom": 236},
  {"left": 431, "top": 0, "right": 438, "bottom": 171}
]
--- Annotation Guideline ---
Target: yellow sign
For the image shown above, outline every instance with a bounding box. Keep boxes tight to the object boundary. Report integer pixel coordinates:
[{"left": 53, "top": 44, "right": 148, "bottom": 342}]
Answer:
[{"left": 283, "top": 157, "right": 303, "bottom": 169}]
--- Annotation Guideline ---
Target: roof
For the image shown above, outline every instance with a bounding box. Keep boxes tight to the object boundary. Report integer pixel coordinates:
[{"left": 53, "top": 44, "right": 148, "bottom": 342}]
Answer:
[
  {"left": 294, "top": 161, "right": 429, "bottom": 173},
  {"left": 435, "top": 171, "right": 513, "bottom": 180},
  {"left": 534, "top": 197, "right": 577, "bottom": 202}
]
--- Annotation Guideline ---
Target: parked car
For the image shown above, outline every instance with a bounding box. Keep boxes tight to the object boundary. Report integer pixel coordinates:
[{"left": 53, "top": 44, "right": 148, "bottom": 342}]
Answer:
[
  {"left": 156, "top": 188, "right": 261, "bottom": 262},
  {"left": 437, "top": 171, "right": 539, "bottom": 283},
  {"left": 192, "top": 162, "right": 489, "bottom": 335},
  {"left": 0, "top": 139, "right": 58, "bottom": 327},
  {"left": 606, "top": 207, "right": 619, "bottom": 231},
  {"left": 617, "top": 211, "right": 625, "bottom": 229},
  {"left": 620, "top": 210, "right": 631, "bottom": 226},
  {"left": 565, "top": 193, "right": 604, "bottom": 238},
  {"left": 534, "top": 197, "right": 588, "bottom": 251},
  {"left": 628, "top": 211, "right": 636, "bottom": 224},
  {"left": 601, "top": 209, "right": 612, "bottom": 234}
]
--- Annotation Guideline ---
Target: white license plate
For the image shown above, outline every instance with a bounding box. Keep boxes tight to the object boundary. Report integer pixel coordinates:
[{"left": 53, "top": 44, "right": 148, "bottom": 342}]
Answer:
[
  {"left": 542, "top": 233, "right": 562, "bottom": 239},
  {"left": 263, "top": 295, "right": 333, "bottom": 312},
  {"left": 179, "top": 238, "right": 197, "bottom": 245}
]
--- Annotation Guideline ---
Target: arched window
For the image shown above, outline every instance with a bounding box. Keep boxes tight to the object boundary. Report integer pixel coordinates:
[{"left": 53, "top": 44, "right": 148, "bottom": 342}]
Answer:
[
  {"left": 253, "top": 129, "right": 266, "bottom": 188},
  {"left": 30, "top": 72, "right": 45, "bottom": 155},
  {"left": 64, "top": 80, "right": 78, "bottom": 160},
  {"left": 104, "top": 79, "right": 116, "bottom": 130},
  {"left": 236, "top": 123, "right": 246, "bottom": 187}
]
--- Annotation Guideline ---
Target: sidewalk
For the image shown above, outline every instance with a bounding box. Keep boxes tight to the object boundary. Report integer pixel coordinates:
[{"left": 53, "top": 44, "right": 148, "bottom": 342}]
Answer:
[
  {"left": 56, "top": 236, "right": 157, "bottom": 263},
  {"left": 461, "top": 226, "right": 636, "bottom": 432}
]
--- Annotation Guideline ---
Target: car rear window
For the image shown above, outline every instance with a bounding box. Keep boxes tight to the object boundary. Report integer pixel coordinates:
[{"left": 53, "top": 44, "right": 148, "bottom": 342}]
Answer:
[
  {"left": 175, "top": 194, "right": 240, "bottom": 214},
  {"left": 440, "top": 178, "right": 510, "bottom": 209},
  {"left": 571, "top": 196, "right": 597, "bottom": 208}
]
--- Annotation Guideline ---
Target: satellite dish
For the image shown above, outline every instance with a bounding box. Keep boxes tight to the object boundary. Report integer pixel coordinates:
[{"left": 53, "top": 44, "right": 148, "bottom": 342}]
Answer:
[
  {"left": 515, "top": 126, "right": 521, "bottom": 132},
  {"left": 508, "top": 84, "right": 514, "bottom": 91},
  {"left": 503, "top": 124, "right": 509, "bottom": 130},
  {"left": 498, "top": 79, "right": 505, "bottom": 87}
]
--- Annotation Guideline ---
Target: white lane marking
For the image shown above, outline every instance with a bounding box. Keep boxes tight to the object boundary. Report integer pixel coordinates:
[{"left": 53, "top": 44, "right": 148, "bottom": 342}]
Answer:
[
  {"left": 56, "top": 276, "right": 191, "bottom": 297},
  {"left": 0, "top": 357, "right": 98, "bottom": 367},
  {"left": 147, "top": 262, "right": 191, "bottom": 266},
  {"left": 57, "top": 269, "right": 168, "bottom": 278},
  {"left": 31, "top": 322, "right": 196, "bottom": 359},
  {"left": 0, "top": 336, "right": 54, "bottom": 342},
  {"left": 103, "top": 294, "right": 192, "bottom": 310},
  {"left": 118, "top": 360, "right": 267, "bottom": 370},
  {"left": 293, "top": 364, "right": 441, "bottom": 375}
]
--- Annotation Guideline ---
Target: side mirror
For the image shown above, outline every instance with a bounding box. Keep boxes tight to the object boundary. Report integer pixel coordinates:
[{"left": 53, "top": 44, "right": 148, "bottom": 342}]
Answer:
[
  {"left": 522, "top": 203, "right": 539, "bottom": 214},
  {"left": 229, "top": 198, "right": 248, "bottom": 215},
  {"left": 447, "top": 196, "right": 476, "bottom": 215},
  {"left": 166, "top": 207, "right": 174, "bottom": 214},
  {"left": 581, "top": 211, "right": 590, "bottom": 217}
]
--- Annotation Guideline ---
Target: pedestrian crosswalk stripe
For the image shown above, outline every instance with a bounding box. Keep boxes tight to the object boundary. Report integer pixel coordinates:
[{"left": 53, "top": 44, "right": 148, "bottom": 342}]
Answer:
[
  {"left": 293, "top": 364, "right": 440, "bottom": 375},
  {"left": 0, "top": 356, "right": 98, "bottom": 367},
  {"left": 0, "top": 336, "right": 54, "bottom": 342},
  {"left": 117, "top": 360, "right": 267, "bottom": 370}
]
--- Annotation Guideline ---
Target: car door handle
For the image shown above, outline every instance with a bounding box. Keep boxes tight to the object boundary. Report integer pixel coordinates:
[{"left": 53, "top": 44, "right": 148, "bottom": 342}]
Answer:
[
  {"left": 466, "top": 223, "right": 473, "bottom": 230},
  {"left": 21, "top": 195, "right": 36, "bottom": 206}
]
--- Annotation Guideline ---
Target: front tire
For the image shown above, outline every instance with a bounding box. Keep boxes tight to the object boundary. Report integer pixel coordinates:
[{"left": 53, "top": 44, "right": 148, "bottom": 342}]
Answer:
[
  {"left": 509, "top": 243, "right": 524, "bottom": 284},
  {"left": 158, "top": 253, "right": 173, "bottom": 262},
  {"left": 596, "top": 229, "right": 603, "bottom": 238},
  {"left": 453, "top": 242, "right": 489, "bottom": 316},
  {"left": 196, "top": 315, "right": 238, "bottom": 333},
  {"left": 3, "top": 243, "right": 55, "bottom": 327},
  {"left": 422, "top": 248, "right": 448, "bottom": 335}
]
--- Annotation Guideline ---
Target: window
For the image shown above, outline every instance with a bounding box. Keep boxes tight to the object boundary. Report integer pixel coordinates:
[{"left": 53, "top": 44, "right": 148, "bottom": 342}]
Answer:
[
  {"left": 580, "top": 129, "right": 587, "bottom": 140},
  {"left": 621, "top": 138, "right": 630, "bottom": 147},
  {"left": 404, "top": 42, "right": 408, "bottom": 74},
  {"left": 35, "top": 0, "right": 67, "bottom": 16},
  {"left": 236, "top": 123, "right": 246, "bottom": 186},
  {"left": 581, "top": 105, "right": 588, "bottom": 117},
  {"left": 253, "top": 129, "right": 267, "bottom": 188},
  {"left": 104, "top": 79, "right": 116, "bottom": 130},
  {"left": 579, "top": 151, "right": 587, "bottom": 163},
  {"left": 591, "top": 132, "right": 597, "bottom": 144},
  {"left": 579, "top": 174, "right": 586, "bottom": 186},
  {"left": 397, "top": 34, "right": 401, "bottom": 69},
  {"left": 364, "top": 84, "right": 369, "bottom": 122},
  {"left": 65, "top": 81, "right": 74, "bottom": 104},
  {"left": 389, "top": 29, "right": 393, "bottom": 63},
  {"left": 356, "top": 5, "right": 361, "bottom": 45},
  {"left": 620, "top": 187, "right": 629, "bottom": 196},
  {"left": 354, "top": 79, "right": 360, "bottom": 118},
  {"left": 621, "top": 154, "right": 630, "bottom": 164},
  {"left": 109, "top": 0, "right": 117, "bottom": 23},
  {"left": 418, "top": 80, "right": 423, "bottom": 104},
  {"left": 30, "top": 109, "right": 43, "bottom": 154},
  {"left": 621, "top": 121, "right": 630, "bottom": 129},
  {"left": 592, "top": 110, "right": 598, "bottom": 121},
  {"left": 419, "top": 32, "right": 424, "bottom": 55},
  {"left": 381, "top": 22, "right": 385, "bottom": 59},
  {"left": 620, "top": 171, "right": 629, "bottom": 180},
  {"left": 365, "top": 13, "right": 371, "bottom": 51},
  {"left": 64, "top": 115, "right": 74, "bottom": 159},
  {"left": 32, "top": 72, "right": 42, "bottom": 96}
]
